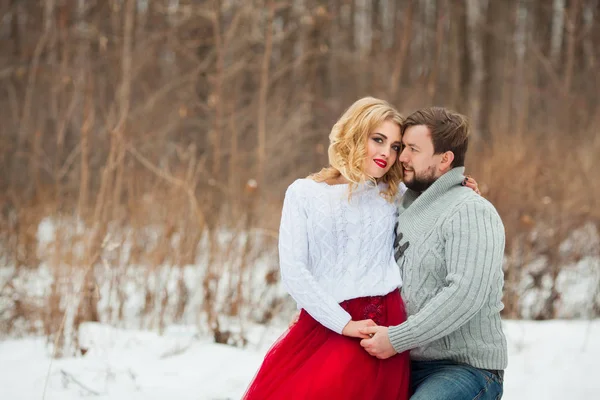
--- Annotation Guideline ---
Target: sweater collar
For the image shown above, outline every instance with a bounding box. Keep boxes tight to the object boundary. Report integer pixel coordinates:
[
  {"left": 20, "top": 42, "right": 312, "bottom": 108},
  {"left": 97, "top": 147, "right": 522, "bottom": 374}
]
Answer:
[{"left": 400, "top": 167, "right": 466, "bottom": 215}]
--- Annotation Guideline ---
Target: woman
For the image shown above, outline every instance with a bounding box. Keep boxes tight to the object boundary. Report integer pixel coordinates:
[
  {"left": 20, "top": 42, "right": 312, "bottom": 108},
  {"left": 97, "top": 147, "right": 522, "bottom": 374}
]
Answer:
[{"left": 243, "top": 97, "right": 477, "bottom": 399}]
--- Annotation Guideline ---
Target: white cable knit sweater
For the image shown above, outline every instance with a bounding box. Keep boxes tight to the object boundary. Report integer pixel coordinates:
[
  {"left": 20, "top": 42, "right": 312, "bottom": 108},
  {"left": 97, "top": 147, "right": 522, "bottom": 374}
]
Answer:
[{"left": 278, "top": 178, "right": 404, "bottom": 334}]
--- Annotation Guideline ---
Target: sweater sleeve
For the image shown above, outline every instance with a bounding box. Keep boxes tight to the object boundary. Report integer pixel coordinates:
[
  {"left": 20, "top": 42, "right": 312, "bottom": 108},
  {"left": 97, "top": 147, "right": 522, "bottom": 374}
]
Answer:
[
  {"left": 388, "top": 200, "right": 505, "bottom": 353},
  {"left": 278, "top": 181, "right": 352, "bottom": 334}
]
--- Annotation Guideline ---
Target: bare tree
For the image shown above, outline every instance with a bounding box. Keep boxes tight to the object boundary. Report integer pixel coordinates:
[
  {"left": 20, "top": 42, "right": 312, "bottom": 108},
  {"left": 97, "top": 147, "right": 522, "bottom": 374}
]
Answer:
[{"left": 1, "top": 0, "right": 599, "bottom": 350}]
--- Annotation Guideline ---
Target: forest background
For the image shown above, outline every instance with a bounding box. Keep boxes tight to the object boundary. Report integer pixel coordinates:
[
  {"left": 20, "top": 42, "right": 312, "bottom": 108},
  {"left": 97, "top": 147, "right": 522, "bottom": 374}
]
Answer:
[{"left": 0, "top": 0, "right": 599, "bottom": 357}]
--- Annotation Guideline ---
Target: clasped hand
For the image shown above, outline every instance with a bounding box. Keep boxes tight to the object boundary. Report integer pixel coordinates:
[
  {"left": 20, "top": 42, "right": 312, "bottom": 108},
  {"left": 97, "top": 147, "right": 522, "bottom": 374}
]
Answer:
[
  {"left": 343, "top": 320, "right": 398, "bottom": 360},
  {"left": 289, "top": 313, "right": 397, "bottom": 360},
  {"left": 354, "top": 320, "right": 396, "bottom": 360}
]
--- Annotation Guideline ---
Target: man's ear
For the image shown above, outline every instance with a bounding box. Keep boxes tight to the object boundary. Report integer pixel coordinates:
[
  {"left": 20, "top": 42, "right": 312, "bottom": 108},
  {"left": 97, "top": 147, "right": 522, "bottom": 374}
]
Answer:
[{"left": 439, "top": 151, "right": 455, "bottom": 172}]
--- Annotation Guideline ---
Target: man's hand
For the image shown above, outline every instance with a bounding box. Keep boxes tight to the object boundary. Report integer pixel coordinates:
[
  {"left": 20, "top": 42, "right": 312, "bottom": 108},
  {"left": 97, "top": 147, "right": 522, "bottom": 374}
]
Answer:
[
  {"left": 289, "top": 311, "right": 301, "bottom": 328},
  {"left": 342, "top": 319, "right": 376, "bottom": 339},
  {"left": 359, "top": 326, "right": 397, "bottom": 359}
]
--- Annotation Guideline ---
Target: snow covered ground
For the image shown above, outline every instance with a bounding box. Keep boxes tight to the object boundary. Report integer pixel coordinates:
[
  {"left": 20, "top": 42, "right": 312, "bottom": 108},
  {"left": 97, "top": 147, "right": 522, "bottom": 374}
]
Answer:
[{"left": 1, "top": 319, "right": 598, "bottom": 400}]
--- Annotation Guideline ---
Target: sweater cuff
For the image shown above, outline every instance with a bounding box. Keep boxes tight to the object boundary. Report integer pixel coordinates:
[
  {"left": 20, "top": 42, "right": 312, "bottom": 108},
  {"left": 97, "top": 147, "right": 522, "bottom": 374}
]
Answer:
[
  {"left": 388, "top": 322, "right": 418, "bottom": 353},
  {"left": 330, "top": 312, "right": 352, "bottom": 335}
]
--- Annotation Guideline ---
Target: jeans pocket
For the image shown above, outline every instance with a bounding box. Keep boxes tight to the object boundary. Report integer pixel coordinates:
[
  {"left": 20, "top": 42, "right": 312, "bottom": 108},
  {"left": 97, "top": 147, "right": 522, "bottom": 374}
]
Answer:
[
  {"left": 482, "top": 370, "right": 504, "bottom": 399},
  {"left": 481, "top": 369, "right": 503, "bottom": 384},
  {"left": 493, "top": 371, "right": 504, "bottom": 385},
  {"left": 469, "top": 369, "right": 503, "bottom": 400}
]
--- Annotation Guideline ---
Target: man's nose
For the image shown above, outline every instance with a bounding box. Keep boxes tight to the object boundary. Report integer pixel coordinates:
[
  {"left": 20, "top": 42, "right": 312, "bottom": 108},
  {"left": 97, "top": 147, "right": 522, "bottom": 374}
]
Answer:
[{"left": 399, "top": 148, "right": 409, "bottom": 163}]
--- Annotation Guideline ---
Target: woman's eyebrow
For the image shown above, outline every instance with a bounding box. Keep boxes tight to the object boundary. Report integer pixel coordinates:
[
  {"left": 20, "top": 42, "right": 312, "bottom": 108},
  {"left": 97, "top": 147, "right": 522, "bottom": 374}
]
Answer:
[{"left": 372, "top": 132, "right": 388, "bottom": 139}]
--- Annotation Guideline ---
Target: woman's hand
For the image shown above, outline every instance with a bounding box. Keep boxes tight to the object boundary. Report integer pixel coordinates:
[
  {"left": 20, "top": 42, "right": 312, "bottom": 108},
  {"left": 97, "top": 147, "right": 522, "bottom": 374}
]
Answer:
[
  {"left": 342, "top": 319, "right": 377, "bottom": 339},
  {"left": 462, "top": 175, "right": 481, "bottom": 195},
  {"left": 289, "top": 311, "right": 301, "bottom": 328}
]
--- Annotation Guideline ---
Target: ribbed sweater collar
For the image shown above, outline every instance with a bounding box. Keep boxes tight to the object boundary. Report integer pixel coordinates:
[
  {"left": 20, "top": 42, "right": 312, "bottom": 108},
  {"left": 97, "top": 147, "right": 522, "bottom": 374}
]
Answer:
[{"left": 399, "top": 167, "right": 466, "bottom": 233}]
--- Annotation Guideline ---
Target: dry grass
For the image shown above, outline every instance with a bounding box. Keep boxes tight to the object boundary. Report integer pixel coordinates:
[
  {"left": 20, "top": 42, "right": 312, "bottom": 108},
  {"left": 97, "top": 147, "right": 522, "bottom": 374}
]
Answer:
[
  {"left": 0, "top": 0, "right": 599, "bottom": 356},
  {"left": 470, "top": 126, "right": 600, "bottom": 319},
  {"left": 1, "top": 122, "right": 598, "bottom": 356}
]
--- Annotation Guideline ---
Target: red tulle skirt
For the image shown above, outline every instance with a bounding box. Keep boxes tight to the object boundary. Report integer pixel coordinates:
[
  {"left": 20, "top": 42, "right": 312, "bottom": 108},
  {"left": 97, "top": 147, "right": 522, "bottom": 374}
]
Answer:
[{"left": 243, "top": 290, "right": 410, "bottom": 400}]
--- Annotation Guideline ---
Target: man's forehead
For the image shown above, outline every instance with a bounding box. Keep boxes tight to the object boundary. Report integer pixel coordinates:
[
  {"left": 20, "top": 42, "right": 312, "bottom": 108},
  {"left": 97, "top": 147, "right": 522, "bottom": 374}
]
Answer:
[{"left": 402, "top": 125, "right": 431, "bottom": 143}]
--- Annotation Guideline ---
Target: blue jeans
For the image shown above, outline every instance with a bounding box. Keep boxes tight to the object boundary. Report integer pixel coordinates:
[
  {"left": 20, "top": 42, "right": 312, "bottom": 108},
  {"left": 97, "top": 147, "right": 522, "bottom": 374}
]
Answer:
[{"left": 410, "top": 360, "right": 503, "bottom": 400}]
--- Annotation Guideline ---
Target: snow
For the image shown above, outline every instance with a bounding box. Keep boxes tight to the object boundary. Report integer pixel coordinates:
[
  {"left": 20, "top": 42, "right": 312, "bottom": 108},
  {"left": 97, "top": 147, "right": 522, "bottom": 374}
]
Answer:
[
  {"left": 2, "top": 220, "right": 599, "bottom": 398},
  {"left": 503, "top": 320, "right": 599, "bottom": 398},
  {"left": 1, "top": 319, "right": 598, "bottom": 399}
]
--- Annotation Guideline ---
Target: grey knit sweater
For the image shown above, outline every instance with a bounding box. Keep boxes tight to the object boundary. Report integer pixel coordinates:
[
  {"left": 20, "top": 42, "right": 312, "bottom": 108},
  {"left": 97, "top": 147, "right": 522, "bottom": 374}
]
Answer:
[{"left": 388, "top": 167, "right": 508, "bottom": 370}]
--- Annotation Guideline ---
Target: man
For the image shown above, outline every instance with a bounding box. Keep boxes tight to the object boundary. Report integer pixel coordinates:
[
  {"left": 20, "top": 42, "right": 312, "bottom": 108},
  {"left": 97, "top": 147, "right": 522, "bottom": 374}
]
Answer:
[{"left": 359, "top": 107, "right": 507, "bottom": 399}]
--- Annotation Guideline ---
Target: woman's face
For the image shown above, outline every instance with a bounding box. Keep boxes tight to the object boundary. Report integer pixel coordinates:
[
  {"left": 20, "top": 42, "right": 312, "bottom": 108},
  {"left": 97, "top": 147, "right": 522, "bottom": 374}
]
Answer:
[{"left": 363, "top": 120, "right": 402, "bottom": 179}]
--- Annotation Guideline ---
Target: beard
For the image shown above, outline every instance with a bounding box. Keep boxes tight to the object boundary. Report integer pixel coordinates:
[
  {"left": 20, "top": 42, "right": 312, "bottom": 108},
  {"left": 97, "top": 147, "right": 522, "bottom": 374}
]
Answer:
[{"left": 403, "top": 165, "right": 437, "bottom": 192}]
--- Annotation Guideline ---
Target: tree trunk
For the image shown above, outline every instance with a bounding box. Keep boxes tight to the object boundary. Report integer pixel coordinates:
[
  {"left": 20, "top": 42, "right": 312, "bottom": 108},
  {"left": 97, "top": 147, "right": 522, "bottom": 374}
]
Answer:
[
  {"left": 390, "top": 1, "right": 413, "bottom": 100},
  {"left": 370, "top": 0, "right": 382, "bottom": 91},
  {"left": 427, "top": 0, "right": 445, "bottom": 103},
  {"left": 448, "top": 0, "right": 470, "bottom": 112},
  {"left": 479, "top": 0, "right": 512, "bottom": 140},
  {"left": 529, "top": 0, "right": 555, "bottom": 122},
  {"left": 257, "top": 2, "right": 274, "bottom": 183}
]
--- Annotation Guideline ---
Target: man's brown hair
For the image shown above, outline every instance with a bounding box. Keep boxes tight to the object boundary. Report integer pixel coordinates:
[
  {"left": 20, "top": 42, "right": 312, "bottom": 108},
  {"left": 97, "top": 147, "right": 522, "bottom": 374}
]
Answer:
[{"left": 401, "top": 107, "right": 470, "bottom": 167}]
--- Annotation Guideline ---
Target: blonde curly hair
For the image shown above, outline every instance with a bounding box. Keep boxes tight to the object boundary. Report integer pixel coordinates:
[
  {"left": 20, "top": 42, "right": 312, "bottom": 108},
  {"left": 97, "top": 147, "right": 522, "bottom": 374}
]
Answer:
[{"left": 310, "top": 97, "right": 404, "bottom": 201}]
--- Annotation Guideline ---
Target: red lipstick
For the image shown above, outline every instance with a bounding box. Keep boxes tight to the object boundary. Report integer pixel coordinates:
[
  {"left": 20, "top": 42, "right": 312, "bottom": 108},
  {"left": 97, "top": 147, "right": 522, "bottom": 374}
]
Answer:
[{"left": 374, "top": 159, "right": 387, "bottom": 168}]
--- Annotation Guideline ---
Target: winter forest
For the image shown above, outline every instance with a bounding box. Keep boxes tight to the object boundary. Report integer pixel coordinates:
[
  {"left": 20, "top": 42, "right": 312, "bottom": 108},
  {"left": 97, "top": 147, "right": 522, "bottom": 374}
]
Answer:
[{"left": 0, "top": 0, "right": 599, "bottom": 398}]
